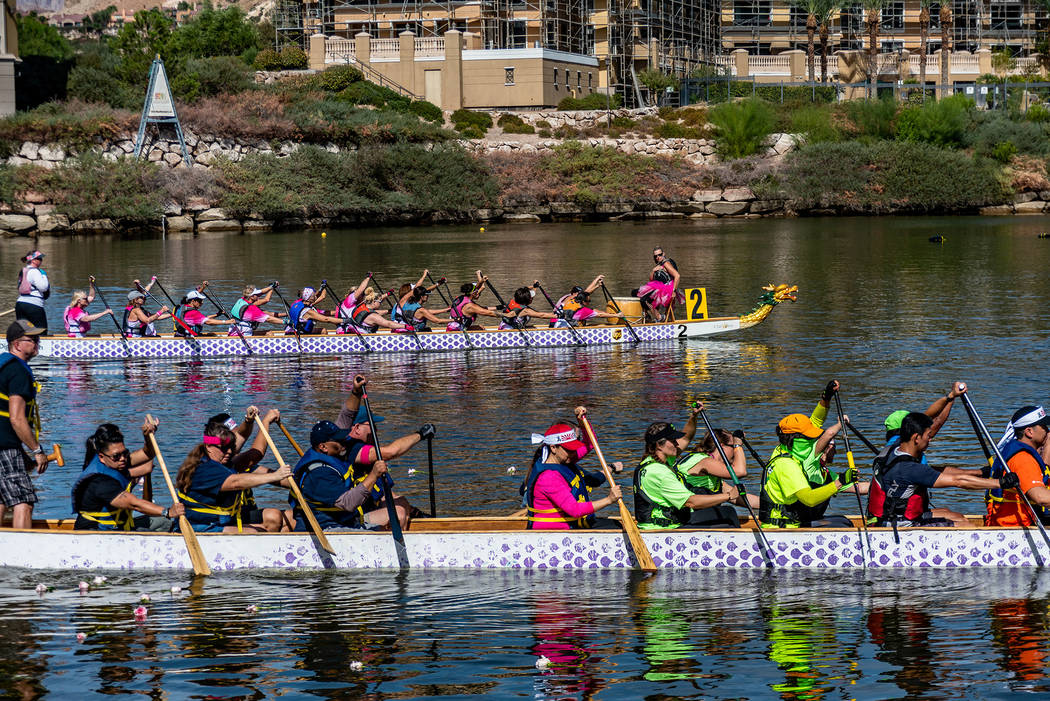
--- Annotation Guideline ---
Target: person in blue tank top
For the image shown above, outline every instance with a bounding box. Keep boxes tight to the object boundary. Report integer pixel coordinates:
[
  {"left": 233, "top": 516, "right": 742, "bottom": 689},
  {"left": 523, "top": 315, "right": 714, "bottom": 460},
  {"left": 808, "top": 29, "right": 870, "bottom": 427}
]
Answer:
[
  {"left": 291, "top": 421, "right": 398, "bottom": 531},
  {"left": 72, "top": 420, "right": 184, "bottom": 530},
  {"left": 174, "top": 423, "right": 292, "bottom": 532},
  {"left": 286, "top": 287, "right": 342, "bottom": 335},
  {"left": 395, "top": 286, "right": 451, "bottom": 331}
]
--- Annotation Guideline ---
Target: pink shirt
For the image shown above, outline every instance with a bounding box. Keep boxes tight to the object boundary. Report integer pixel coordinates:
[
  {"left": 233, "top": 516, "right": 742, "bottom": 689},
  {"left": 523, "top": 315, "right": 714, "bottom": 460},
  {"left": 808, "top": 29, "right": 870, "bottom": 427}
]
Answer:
[
  {"left": 531, "top": 469, "right": 595, "bottom": 530},
  {"left": 64, "top": 306, "right": 89, "bottom": 337},
  {"left": 242, "top": 304, "right": 269, "bottom": 322},
  {"left": 183, "top": 309, "right": 208, "bottom": 325}
]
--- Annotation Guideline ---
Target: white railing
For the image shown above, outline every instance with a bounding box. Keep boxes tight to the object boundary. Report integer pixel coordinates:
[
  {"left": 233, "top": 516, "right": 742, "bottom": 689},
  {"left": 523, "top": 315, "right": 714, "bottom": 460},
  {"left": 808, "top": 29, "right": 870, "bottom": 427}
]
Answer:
[
  {"left": 1011, "top": 56, "right": 1040, "bottom": 75},
  {"left": 713, "top": 55, "right": 737, "bottom": 76},
  {"left": 371, "top": 38, "right": 400, "bottom": 60},
  {"left": 325, "top": 38, "right": 355, "bottom": 63},
  {"left": 951, "top": 52, "right": 980, "bottom": 72},
  {"left": 415, "top": 37, "right": 445, "bottom": 57},
  {"left": 748, "top": 55, "right": 791, "bottom": 75}
]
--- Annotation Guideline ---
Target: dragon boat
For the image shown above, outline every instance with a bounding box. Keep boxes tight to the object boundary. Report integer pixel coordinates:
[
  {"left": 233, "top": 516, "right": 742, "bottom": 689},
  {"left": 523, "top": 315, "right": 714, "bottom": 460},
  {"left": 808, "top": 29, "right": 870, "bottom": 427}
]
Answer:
[
  {"left": 36, "top": 284, "right": 798, "bottom": 360},
  {"left": 3, "top": 515, "right": 1048, "bottom": 571}
]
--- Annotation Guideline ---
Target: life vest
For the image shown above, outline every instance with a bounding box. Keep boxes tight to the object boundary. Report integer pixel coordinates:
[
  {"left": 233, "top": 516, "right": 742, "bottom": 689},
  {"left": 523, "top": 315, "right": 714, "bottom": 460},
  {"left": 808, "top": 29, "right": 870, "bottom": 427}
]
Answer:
[
  {"left": 177, "top": 457, "right": 246, "bottom": 531},
  {"left": 633, "top": 455, "right": 690, "bottom": 528},
  {"left": 63, "top": 306, "right": 89, "bottom": 337},
  {"left": 653, "top": 258, "right": 679, "bottom": 284},
  {"left": 759, "top": 453, "right": 825, "bottom": 528},
  {"left": 988, "top": 439, "right": 1050, "bottom": 524},
  {"left": 351, "top": 303, "right": 378, "bottom": 333},
  {"left": 173, "top": 305, "right": 203, "bottom": 337},
  {"left": 291, "top": 448, "right": 366, "bottom": 529},
  {"left": 17, "top": 266, "right": 49, "bottom": 300},
  {"left": 450, "top": 295, "right": 476, "bottom": 328},
  {"left": 287, "top": 299, "right": 314, "bottom": 335},
  {"left": 763, "top": 444, "right": 834, "bottom": 526},
  {"left": 524, "top": 458, "right": 595, "bottom": 529},
  {"left": 0, "top": 353, "right": 40, "bottom": 440},
  {"left": 673, "top": 451, "right": 741, "bottom": 528},
  {"left": 122, "top": 306, "right": 157, "bottom": 338},
  {"left": 230, "top": 298, "right": 258, "bottom": 336},
  {"left": 501, "top": 300, "right": 532, "bottom": 329},
  {"left": 401, "top": 301, "right": 424, "bottom": 329},
  {"left": 868, "top": 449, "right": 930, "bottom": 525},
  {"left": 71, "top": 456, "right": 134, "bottom": 531}
]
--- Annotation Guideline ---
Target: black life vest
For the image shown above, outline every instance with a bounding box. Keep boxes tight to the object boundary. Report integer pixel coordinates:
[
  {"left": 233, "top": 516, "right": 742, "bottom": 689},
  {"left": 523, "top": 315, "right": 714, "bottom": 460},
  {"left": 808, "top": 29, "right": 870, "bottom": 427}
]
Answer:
[
  {"left": 501, "top": 300, "right": 531, "bottom": 328},
  {"left": 870, "top": 450, "right": 931, "bottom": 525},
  {"left": 653, "top": 258, "right": 679, "bottom": 284},
  {"left": 173, "top": 305, "right": 203, "bottom": 337},
  {"left": 758, "top": 453, "right": 830, "bottom": 528},
  {"left": 0, "top": 353, "right": 40, "bottom": 440},
  {"left": 633, "top": 456, "right": 690, "bottom": 528},
  {"left": 351, "top": 303, "right": 377, "bottom": 332}
]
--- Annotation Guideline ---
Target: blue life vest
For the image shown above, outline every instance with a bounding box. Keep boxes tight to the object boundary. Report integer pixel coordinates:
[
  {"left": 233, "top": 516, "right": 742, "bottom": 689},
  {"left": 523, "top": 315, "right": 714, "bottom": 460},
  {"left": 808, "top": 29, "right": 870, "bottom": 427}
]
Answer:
[
  {"left": 524, "top": 459, "right": 595, "bottom": 529},
  {"left": 401, "top": 301, "right": 424, "bottom": 329},
  {"left": 178, "top": 457, "right": 245, "bottom": 529},
  {"left": 288, "top": 299, "right": 314, "bottom": 334},
  {"left": 71, "top": 456, "right": 135, "bottom": 530},
  {"left": 988, "top": 439, "right": 1050, "bottom": 522},
  {"left": 292, "top": 447, "right": 364, "bottom": 529}
]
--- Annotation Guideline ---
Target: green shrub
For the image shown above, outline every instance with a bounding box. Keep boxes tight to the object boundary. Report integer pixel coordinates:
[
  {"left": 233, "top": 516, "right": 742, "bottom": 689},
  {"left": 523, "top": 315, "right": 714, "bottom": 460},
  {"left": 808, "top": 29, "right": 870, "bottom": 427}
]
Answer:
[
  {"left": 1025, "top": 103, "right": 1050, "bottom": 123},
  {"left": 409, "top": 100, "right": 443, "bottom": 123},
  {"left": 176, "top": 56, "right": 253, "bottom": 101},
  {"left": 967, "top": 112, "right": 1050, "bottom": 158},
  {"left": 709, "top": 98, "right": 775, "bottom": 159},
  {"left": 538, "top": 128, "right": 551, "bottom": 138},
  {"left": 538, "top": 141, "right": 656, "bottom": 204},
  {"left": 895, "top": 93, "right": 973, "bottom": 147},
  {"left": 451, "top": 109, "right": 493, "bottom": 135},
  {"left": 279, "top": 46, "right": 308, "bottom": 70},
  {"left": 840, "top": 98, "right": 897, "bottom": 141},
  {"left": 610, "top": 116, "right": 637, "bottom": 129},
  {"left": 0, "top": 101, "right": 136, "bottom": 149},
  {"left": 24, "top": 152, "right": 163, "bottom": 222},
  {"left": 991, "top": 141, "right": 1018, "bottom": 163},
  {"left": 337, "top": 80, "right": 401, "bottom": 107},
  {"left": 253, "top": 48, "right": 283, "bottom": 70},
  {"left": 694, "top": 81, "right": 836, "bottom": 105},
  {"left": 311, "top": 65, "right": 364, "bottom": 92},
  {"left": 678, "top": 107, "right": 707, "bottom": 127},
  {"left": 789, "top": 104, "right": 840, "bottom": 144},
  {"left": 67, "top": 66, "right": 137, "bottom": 108},
  {"left": 497, "top": 113, "right": 535, "bottom": 134},
  {"left": 557, "top": 93, "right": 621, "bottom": 110},
  {"left": 658, "top": 105, "right": 676, "bottom": 119},
  {"left": 654, "top": 121, "right": 706, "bottom": 138},
  {"left": 536, "top": 120, "right": 552, "bottom": 129},
  {"left": 779, "top": 141, "right": 1007, "bottom": 212}
]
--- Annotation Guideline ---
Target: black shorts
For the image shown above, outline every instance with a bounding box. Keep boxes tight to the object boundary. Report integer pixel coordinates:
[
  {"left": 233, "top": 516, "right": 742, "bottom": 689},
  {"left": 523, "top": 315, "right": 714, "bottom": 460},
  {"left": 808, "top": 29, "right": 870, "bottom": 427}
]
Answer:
[
  {"left": 14, "top": 303, "right": 47, "bottom": 334},
  {"left": 0, "top": 448, "right": 37, "bottom": 507}
]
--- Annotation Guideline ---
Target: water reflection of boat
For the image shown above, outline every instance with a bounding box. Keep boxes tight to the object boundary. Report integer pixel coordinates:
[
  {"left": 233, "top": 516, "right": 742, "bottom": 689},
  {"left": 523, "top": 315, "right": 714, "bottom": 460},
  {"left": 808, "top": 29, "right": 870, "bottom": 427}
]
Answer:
[
  {"left": 5, "top": 514, "right": 1050, "bottom": 571},
  {"left": 36, "top": 285, "right": 797, "bottom": 360}
]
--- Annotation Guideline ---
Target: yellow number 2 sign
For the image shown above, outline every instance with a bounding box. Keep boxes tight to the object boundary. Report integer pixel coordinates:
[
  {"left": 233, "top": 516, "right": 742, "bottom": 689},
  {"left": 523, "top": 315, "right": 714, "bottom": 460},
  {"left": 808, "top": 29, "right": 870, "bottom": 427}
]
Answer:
[{"left": 683, "top": 288, "right": 708, "bottom": 321}]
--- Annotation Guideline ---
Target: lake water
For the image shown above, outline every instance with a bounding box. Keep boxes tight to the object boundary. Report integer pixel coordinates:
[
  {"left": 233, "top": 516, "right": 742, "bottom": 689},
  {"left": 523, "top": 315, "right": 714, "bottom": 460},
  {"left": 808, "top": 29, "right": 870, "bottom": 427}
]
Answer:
[{"left": 2, "top": 215, "right": 1050, "bottom": 698}]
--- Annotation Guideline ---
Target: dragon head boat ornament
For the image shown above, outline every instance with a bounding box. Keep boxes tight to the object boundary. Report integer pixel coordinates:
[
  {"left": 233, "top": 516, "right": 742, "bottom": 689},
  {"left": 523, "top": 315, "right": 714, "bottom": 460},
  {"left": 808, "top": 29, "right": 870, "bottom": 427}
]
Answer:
[{"left": 739, "top": 283, "right": 798, "bottom": 327}]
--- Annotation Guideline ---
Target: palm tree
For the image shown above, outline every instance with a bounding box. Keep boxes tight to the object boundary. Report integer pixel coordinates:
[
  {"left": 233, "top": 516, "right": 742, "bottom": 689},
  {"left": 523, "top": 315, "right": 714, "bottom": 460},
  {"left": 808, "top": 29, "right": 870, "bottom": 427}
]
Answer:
[
  {"left": 918, "top": 0, "right": 932, "bottom": 95},
  {"left": 791, "top": 0, "right": 824, "bottom": 82},
  {"left": 939, "top": 1, "right": 953, "bottom": 96},
  {"left": 817, "top": 0, "right": 839, "bottom": 82},
  {"left": 862, "top": 0, "right": 886, "bottom": 99}
]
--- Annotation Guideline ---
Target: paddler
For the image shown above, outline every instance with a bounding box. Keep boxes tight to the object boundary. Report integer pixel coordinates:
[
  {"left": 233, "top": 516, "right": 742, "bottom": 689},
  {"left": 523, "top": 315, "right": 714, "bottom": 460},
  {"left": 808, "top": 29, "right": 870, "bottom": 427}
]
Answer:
[
  {"left": 286, "top": 287, "right": 341, "bottom": 335},
  {"left": 346, "top": 287, "right": 414, "bottom": 334},
  {"left": 499, "top": 284, "right": 556, "bottom": 330},
  {"left": 985, "top": 405, "right": 1050, "bottom": 527},
  {"left": 229, "top": 285, "right": 284, "bottom": 337},
  {"left": 550, "top": 275, "right": 624, "bottom": 328},
  {"left": 759, "top": 381, "right": 866, "bottom": 529},
  {"left": 63, "top": 280, "right": 112, "bottom": 338},
  {"left": 872, "top": 411, "right": 1017, "bottom": 528},
  {"left": 123, "top": 290, "right": 169, "bottom": 338},
  {"left": 520, "top": 413, "right": 622, "bottom": 529},
  {"left": 72, "top": 420, "right": 185, "bottom": 531},
  {"left": 447, "top": 279, "right": 500, "bottom": 331},
  {"left": 674, "top": 428, "right": 758, "bottom": 526},
  {"left": 173, "top": 290, "right": 231, "bottom": 336},
  {"left": 636, "top": 246, "right": 683, "bottom": 322},
  {"left": 289, "top": 420, "right": 400, "bottom": 531},
  {"left": 397, "top": 286, "right": 450, "bottom": 331},
  {"left": 174, "top": 422, "right": 292, "bottom": 532},
  {"left": 634, "top": 403, "right": 741, "bottom": 529}
]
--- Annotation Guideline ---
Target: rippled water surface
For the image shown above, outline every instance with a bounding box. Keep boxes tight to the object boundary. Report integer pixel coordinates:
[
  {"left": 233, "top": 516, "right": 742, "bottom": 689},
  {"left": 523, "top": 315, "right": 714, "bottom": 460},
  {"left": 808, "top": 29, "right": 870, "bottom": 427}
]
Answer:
[{"left": 2, "top": 216, "right": 1050, "bottom": 698}]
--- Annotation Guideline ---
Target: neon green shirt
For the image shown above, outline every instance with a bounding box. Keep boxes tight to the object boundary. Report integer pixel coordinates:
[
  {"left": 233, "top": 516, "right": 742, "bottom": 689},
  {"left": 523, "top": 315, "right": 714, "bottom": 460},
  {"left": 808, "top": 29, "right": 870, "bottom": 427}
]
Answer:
[
  {"left": 638, "top": 457, "right": 694, "bottom": 530},
  {"left": 676, "top": 452, "right": 723, "bottom": 493}
]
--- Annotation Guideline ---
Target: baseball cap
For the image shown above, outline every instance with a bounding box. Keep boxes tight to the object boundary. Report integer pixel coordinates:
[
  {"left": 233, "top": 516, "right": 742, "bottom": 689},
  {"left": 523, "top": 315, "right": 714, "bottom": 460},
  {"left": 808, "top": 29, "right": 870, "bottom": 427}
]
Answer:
[
  {"left": 185, "top": 290, "right": 206, "bottom": 301},
  {"left": 301, "top": 287, "right": 316, "bottom": 300},
  {"left": 643, "top": 422, "right": 686, "bottom": 446},
  {"left": 351, "top": 406, "right": 384, "bottom": 426},
  {"left": 310, "top": 420, "right": 350, "bottom": 447},
  {"left": 777, "top": 414, "right": 823, "bottom": 439},
  {"left": 249, "top": 288, "right": 265, "bottom": 296},
  {"left": 24, "top": 251, "right": 44, "bottom": 262},
  {"left": 6, "top": 319, "right": 45, "bottom": 344},
  {"left": 535, "top": 422, "right": 589, "bottom": 453},
  {"left": 1012, "top": 406, "right": 1050, "bottom": 430},
  {"left": 127, "top": 290, "right": 145, "bottom": 302},
  {"left": 884, "top": 410, "right": 910, "bottom": 433}
]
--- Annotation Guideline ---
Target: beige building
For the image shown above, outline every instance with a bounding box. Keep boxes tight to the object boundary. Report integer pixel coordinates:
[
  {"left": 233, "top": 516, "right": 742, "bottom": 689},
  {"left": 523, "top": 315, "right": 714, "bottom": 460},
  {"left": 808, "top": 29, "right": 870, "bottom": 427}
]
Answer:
[{"left": 1, "top": 0, "right": 15, "bottom": 116}]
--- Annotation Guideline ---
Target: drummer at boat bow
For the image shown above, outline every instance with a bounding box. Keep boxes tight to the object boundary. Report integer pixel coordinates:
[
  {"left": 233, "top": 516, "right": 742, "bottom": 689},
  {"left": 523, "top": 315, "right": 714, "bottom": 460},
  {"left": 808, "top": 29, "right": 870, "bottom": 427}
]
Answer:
[
  {"left": 636, "top": 246, "right": 683, "bottom": 322},
  {"left": 985, "top": 405, "right": 1050, "bottom": 527},
  {"left": 634, "top": 405, "right": 742, "bottom": 530},
  {"left": 72, "top": 420, "right": 184, "bottom": 530},
  {"left": 760, "top": 381, "right": 866, "bottom": 529},
  {"left": 521, "top": 415, "right": 622, "bottom": 529},
  {"left": 174, "top": 418, "right": 292, "bottom": 532},
  {"left": 291, "top": 421, "right": 400, "bottom": 531},
  {"left": 870, "top": 412, "right": 1015, "bottom": 529}
]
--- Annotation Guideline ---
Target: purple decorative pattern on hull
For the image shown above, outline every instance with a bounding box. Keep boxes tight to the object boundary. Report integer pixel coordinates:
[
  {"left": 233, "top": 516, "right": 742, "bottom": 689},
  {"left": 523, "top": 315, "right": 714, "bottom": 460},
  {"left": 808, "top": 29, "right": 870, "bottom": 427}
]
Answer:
[{"left": 0, "top": 527, "right": 1043, "bottom": 570}]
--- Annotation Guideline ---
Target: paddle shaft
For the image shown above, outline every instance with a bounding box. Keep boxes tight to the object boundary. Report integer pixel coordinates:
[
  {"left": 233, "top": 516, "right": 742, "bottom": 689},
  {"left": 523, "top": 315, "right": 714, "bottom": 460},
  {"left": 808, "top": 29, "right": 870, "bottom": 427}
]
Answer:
[
  {"left": 577, "top": 412, "right": 657, "bottom": 572},
  {"left": 739, "top": 436, "right": 768, "bottom": 469},
  {"left": 254, "top": 416, "right": 335, "bottom": 554},
  {"left": 199, "top": 286, "right": 253, "bottom": 355},
  {"left": 845, "top": 420, "right": 879, "bottom": 455},
  {"left": 361, "top": 391, "right": 409, "bottom": 567},
  {"left": 320, "top": 281, "right": 371, "bottom": 353},
  {"left": 426, "top": 272, "right": 452, "bottom": 307},
  {"left": 144, "top": 416, "right": 210, "bottom": 576},
  {"left": 535, "top": 282, "right": 584, "bottom": 346},
  {"left": 479, "top": 276, "right": 531, "bottom": 346},
  {"left": 91, "top": 280, "right": 131, "bottom": 356},
  {"left": 833, "top": 392, "right": 870, "bottom": 565},
  {"left": 271, "top": 283, "right": 303, "bottom": 353},
  {"left": 277, "top": 418, "right": 305, "bottom": 457},
  {"left": 136, "top": 281, "right": 196, "bottom": 337},
  {"left": 425, "top": 272, "right": 475, "bottom": 349},
  {"left": 368, "top": 273, "right": 425, "bottom": 351},
  {"left": 964, "top": 399, "right": 995, "bottom": 470},
  {"left": 427, "top": 436, "right": 436, "bottom": 518},
  {"left": 960, "top": 393, "right": 1050, "bottom": 546},
  {"left": 600, "top": 281, "right": 640, "bottom": 342},
  {"left": 0, "top": 308, "right": 13, "bottom": 317},
  {"left": 696, "top": 407, "right": 773, "bottom": 564}
]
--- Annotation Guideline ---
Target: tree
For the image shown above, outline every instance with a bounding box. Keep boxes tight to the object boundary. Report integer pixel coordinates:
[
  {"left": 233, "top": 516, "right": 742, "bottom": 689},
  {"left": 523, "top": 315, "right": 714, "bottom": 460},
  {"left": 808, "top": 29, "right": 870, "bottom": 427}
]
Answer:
[
  {"left": 991, "top": 49, "right": 1016, "bottom": 78},
  {"left": 637, "top": 69, "right": 680, "bottom": 105},
  {"left": 110, "top": 9, "right": 175, "bottom": 85},
  {"left": 918, "top": 0, "right": 931, "bottom": 95},
  {"left": 792, "top": 0, "right": 835, "bottom": 83},
  {"left": 167, "top": 6, "right": 260, "bottom": 59},
  {"left": 939, "top": 2, "right": 952, "bottom": 97},
  {"left": 15, "top": 12, "right": 74, "bottom": 60},
  {"left": 817, "top": 1, "right": 838, "bottom": 82},
  {"left": 83, "top": 5, "right": 117, "bottom": 39},
  {"left": 862, "top": 0, "right": 885, "bottom": 99}
]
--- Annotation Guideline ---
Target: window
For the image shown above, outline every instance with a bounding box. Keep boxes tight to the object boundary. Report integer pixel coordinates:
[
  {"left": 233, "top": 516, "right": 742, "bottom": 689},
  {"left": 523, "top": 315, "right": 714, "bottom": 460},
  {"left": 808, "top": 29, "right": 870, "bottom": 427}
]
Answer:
[
  {"left": 577, "top": 71, "right": 581, "bottom": 88},
  {"left": 990, "top": 2, "right": 1023, "bottom": 31},
  {"left": 789, "top": 5, "right": 808, "bottom": 29},
  {"left": 588, "top": 72, "right": 593, "bottom": 88},
  {"left": 553, "top": 68, "right": 559, "bottom": 89},
  {"left": 510, "top": 20, "right": 527, "bottom": 48},
  {"left": 733, "top": 0, "right": 771, "bottom": 27},
  {"left": 505, "top": 67, "right": 515, "bottom": 85},
  {"left": 928, "top": 3, "right": 941, "bottom": 29},
  {"left": 881, "top": 2, "right": 904, "bottom": 31}
]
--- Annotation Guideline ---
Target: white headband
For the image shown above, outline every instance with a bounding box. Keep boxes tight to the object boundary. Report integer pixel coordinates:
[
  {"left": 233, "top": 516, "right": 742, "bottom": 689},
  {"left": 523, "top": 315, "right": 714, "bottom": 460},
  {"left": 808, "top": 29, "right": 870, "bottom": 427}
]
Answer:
[
  {"left": 531, "top": 429, "right": 577, "bottom": 446},
  {"left": 997, "top": 406, "right": 1047, "bottom": 450},
  {"left": 223, "top": 418, "right": 238, "bottom": 430}
]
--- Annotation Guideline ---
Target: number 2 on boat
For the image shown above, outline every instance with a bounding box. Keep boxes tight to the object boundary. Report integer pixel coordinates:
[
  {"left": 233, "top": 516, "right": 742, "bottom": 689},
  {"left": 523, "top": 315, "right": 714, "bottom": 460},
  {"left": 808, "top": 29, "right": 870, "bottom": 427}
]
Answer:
[{"left": 684, "top": 288, "right": 708, "bottom": 321}]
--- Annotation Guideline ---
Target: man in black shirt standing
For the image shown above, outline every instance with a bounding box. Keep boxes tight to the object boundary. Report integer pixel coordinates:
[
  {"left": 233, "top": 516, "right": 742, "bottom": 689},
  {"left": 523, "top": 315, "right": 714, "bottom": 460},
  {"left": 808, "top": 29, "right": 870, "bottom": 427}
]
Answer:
[{"left": 0, "top": 320, "right": 49, "bottom": 529}]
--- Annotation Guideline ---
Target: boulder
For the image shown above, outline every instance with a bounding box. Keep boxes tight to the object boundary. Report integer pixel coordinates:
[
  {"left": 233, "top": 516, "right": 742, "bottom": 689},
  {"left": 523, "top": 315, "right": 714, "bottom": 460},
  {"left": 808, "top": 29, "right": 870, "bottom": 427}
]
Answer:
[
  {"left": 71, "top": 219, "right": 117, "bottom": 232},
  {"left": 165, "top": 215, "right": 195, "bottom": 231},
  {"left": 722, "top": 187, "right": 755, "bottom": 202},
  {"left": 692, "top": 189, "right": 723, "bottom": 203},
  {"left": 38, "top": 144, "right": 66, "bottom": 161},
  {"left": 196, "top": 207, "right": 228, "bottom": 221},
  {"left": 19, "top": 142, "right": 40, "bottom": 160},
  {"left": 36, "top": 214, "right": 70, "bottom": 232},
  {"left": 242, "top": 219, "right": 274, "bottom": 231},
  {"left": 1015, "top": 200, "right": 1046, "bottom": 214},
  {"left": 184, "top": 197, "right": 211, "bottom": 212},
  {"left": 504, "top": 213, "right": 542, "bottom": 223},
  {"left": 594, "top": 202, "right": 634, "bottom": 215},
  {"left": 162, "top": 201, "right": 182, "bottom": 216},
  {"left": 706, "top": 201, "right": 749, "bottom": 216},
  {"left": 1014, "top": 192, "right": 1038, "bottom": 203},
  {"left": 197, "top": 219, "right": 243, "bottom": 232},
  {"left": 474, "top": 208, "right": 503, "bottom": 220},
  {"left": 163, "top": 152, "right": 184, "bottom": 166},
  {"left": 978, "top": 205, "right": 1014, "bottom": 215},
  {"left": 0, "top": 214, "right": 37, "bottom": 232},
  {"left": 750, "top": 200, "right": 784, "bottom": 214}
]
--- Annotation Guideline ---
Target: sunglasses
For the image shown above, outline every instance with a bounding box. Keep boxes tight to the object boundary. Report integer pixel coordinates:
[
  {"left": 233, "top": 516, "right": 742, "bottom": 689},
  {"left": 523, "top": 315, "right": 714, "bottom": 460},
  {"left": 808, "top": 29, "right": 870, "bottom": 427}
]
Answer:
[{"left": 101, "top": 449, "right": 130, "bottom": 462}]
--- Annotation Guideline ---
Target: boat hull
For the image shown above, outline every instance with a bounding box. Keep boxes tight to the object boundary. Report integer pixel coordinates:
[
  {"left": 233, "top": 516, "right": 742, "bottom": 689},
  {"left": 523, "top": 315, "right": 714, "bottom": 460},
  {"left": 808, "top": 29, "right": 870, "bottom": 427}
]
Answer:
[
  {"left": 2, "top": 525, "right": 1045, "bottom": 571},
  {"left": 37, "top": 318, "right": 742, "bottom": 360}
]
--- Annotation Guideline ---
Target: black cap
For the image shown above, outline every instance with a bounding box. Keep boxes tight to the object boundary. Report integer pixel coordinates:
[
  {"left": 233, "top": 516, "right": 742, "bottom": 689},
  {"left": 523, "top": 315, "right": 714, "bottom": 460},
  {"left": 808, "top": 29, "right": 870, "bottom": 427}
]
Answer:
[{"left": 6, "top": 320, "right": 45, "bottom": 344}]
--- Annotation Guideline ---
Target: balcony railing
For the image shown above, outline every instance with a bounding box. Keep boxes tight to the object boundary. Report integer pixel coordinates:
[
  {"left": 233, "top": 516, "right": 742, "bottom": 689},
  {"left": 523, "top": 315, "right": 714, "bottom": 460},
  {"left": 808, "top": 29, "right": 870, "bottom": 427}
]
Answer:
[
  {"left": 748, "top": 55, "right": 791, "bottom": 75},
  {"left": 415, "top": 37, "right": 445, "bottom": 57},
  {"left": 325, "top": 38, "right": 354, "bottom": 63},
  {"left": 950, "top": 52, "right": 980, "bottom": 72},
  {"left": 371, "top": 38, "right": 400, "bottom": 60}
]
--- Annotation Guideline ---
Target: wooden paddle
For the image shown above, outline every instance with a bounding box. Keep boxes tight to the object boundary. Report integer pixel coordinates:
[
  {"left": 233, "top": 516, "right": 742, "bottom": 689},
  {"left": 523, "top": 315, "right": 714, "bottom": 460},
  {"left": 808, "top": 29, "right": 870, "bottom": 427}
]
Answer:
[
  {"left": 575, "top": 407, "right": 657, "bottom": 572},
  {"left": 254, "top": 416, "right": 335, "bottom": 554},
  {"left": 277, "top": 418, "right": 305, "bottom": 457},
  {"left": 46, "top": 443, "right": 63, "bottom": 467},
  {"left": 144, "top": 415, "right": 211, "bottom": 576},
  {"left": 0, "top": 308, "right": 13, "bottom": 317}
]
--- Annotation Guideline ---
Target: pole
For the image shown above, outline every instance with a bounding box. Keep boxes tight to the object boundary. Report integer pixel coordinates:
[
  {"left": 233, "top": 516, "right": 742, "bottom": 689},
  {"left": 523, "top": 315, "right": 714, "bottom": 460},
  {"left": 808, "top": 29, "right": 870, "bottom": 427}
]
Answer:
[
  {"left": 361, "top": 388, "right": 410, "bottom": 568},
  {"left": 833, "top": 392, "right": 869, "bottom": 567}
]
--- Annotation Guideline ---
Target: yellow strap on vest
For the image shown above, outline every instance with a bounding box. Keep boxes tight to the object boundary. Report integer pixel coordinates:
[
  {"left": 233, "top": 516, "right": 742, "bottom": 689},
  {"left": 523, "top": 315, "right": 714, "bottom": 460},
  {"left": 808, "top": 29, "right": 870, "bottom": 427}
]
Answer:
[
  {"left": 79, "top": 509, "right": 135, "bottom": 530},
  {"left": 526, "top": 505, "right": 587, "bottom": 526},
  {"left": 178, "top": 490, "right": 246, "bottom": 532},
  {"left": 0, "top": 384, "right": 42, "bottom": 440}
]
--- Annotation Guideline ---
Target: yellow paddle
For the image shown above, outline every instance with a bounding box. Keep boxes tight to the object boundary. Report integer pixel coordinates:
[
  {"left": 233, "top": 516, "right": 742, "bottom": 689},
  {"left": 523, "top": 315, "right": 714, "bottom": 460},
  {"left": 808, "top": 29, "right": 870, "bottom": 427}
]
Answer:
[
  {"left": 254, "top": 416, "right": 335, "bottom": 554},
  {"left": 276, "top": 419, "right": 305, "bottom": 457},
  {"left": 576, "top": 407, "right": 657, "bottom": 572},
  {"left": 144, "top": 415, "right": 211, "bottom": 576}
]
